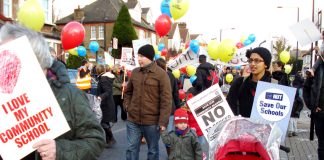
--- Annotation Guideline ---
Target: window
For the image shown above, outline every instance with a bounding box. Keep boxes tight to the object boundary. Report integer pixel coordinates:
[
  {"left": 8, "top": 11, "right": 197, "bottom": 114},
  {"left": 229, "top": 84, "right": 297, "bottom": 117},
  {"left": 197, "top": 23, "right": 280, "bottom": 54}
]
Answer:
[
  {"left": 99, "top": 26, "right": 104, "bottom": 39},
  {"left": 41, "top": 0, "right": 50, "bottom": 23},
  {"left": 3, "top": 0, "right": 12, "bottom": 18},
  {"left": 91, "top": 26, "right": 96, "bottom": 39}
]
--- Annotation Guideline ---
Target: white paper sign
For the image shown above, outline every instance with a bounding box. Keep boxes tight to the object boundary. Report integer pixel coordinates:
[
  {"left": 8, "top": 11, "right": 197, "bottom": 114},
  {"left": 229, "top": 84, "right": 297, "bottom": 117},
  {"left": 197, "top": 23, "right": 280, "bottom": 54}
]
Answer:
[
  {"left": 0, "top": 37, "right": 70, "bottom": 160},
  {"left": 290, "top": 18, "right": 322, "bottom": 46},
  {"left": 120, "top": 47, "right": 135, "bottom": 70},
  {"left": 186, "top": 84, "right": 234, "bottom": 143}
]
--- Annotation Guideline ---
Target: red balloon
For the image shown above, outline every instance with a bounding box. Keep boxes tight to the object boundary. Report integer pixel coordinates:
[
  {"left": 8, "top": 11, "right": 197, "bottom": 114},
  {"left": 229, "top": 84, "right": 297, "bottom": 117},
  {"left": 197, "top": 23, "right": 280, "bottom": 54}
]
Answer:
[
  {"left": 179, "top": 89, "right": 186, "bottom": 100},
  {"left": 61, "top": 21, "right": 85, "bottom": 50},
  {"left": 185, "top": 41, "right": 190, "bottom": 49},
  {"left": 236, "top": 42, "right": 243, "bottom": 49},
  {"left": 127, "top": 70, "right": 132, "bottom": 78},
  {"left": 179, "top": 67, "right": 187, "bottom": 74},
  {"left": 155, "top": 14, "right": 172, "bottom": 37},
  {"left": 161, "top": 48, "right": 168, "bottom": 56}
]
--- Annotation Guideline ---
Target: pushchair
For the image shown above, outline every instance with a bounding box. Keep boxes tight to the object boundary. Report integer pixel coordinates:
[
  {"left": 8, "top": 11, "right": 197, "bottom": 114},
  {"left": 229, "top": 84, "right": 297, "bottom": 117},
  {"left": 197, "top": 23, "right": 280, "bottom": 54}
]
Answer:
[{"left": 209, "top": 117, "right": 283, "bottom": 160}]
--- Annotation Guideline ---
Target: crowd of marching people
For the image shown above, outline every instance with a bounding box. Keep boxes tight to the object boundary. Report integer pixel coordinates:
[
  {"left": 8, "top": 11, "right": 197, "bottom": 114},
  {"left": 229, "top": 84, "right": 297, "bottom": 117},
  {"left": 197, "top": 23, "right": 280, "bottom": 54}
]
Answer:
[{"left": 1, "top": 22, "right": 324, "bottom": 160}]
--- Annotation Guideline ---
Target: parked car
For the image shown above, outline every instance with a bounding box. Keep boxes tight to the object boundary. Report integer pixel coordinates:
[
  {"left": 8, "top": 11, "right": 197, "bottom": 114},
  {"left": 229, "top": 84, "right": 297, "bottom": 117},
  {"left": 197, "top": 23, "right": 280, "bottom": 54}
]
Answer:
[{"left": 67, "top": 69, "right": 98, "bottom": 95}]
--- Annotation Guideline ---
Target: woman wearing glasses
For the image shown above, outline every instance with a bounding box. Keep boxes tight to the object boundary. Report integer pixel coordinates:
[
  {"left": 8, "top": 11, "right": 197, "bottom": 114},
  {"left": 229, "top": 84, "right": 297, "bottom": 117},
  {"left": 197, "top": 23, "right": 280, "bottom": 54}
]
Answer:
[{"left": 226, "top": 47, "right": 275, "bottom": 117}]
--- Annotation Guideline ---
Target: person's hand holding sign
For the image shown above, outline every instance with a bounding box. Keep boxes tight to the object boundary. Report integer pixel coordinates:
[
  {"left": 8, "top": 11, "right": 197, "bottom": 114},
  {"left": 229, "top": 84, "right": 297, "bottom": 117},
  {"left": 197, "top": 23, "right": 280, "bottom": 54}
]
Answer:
[{"left": 33, "top": 139, "right": 56, "bottom": 160}]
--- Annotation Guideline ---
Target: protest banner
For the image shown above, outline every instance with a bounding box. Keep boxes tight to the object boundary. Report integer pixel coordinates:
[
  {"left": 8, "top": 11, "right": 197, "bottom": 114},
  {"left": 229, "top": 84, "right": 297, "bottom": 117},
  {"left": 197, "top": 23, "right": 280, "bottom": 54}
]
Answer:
[
  {"left": 0, "top": 37, "right": 70, "bottom": 160},
  {"left": 186, "top": 84, "right": 234, "bottom": 143},
  {"left": 132, "top": 39, "right": 151, "bottom": 68},
  {"left": 167, "top": 49, "right": 199, "bottom": 70},
  {"left": 251, "top": 81, "right": 296, "bottom": 142},
  {"left": 120, "top": 47, "right": 135, "bottom": 70},
  {"left": 290, "top": 18, "right": 322, "bottom": 46}
]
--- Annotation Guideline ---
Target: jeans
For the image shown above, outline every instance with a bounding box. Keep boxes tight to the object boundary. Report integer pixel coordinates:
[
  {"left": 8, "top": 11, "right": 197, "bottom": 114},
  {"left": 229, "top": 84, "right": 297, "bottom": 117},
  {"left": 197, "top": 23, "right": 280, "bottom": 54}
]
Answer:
[
  {"left": 167, "top": 116, "right": 174, "bottom": 132},
  {"left": 315, "top": 114, "right": 324, "bottom": 160},
  {"left": 126, "top": 121, "right": 160, "bottom": 160},
  {"left": 288, "top": 118, "right": 298, "bottom": 133}
]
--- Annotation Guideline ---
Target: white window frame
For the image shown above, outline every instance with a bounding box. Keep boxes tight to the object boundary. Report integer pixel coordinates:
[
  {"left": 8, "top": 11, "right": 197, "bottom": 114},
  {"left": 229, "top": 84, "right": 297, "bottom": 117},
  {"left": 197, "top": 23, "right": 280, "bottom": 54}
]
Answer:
[
  {"left": 41, "top": 0, "right": 52, "bottom": 24},
  {"left": 90, "top": 26, "right": 97, "bottom": 40},
  {"left": 98, "top": 26, "right": 104, "bottom": 40},
  {"left": 3, "top": 0, "right": 12, "bottom": 18}
]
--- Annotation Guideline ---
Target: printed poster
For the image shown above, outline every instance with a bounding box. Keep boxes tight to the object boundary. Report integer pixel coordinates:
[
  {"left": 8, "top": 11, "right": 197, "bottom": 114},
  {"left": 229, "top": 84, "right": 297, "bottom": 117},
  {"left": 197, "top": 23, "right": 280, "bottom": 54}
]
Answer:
[
  {"left": 0, "top": 37, "right": 70, "bottom": 160},
  {"left": 251, "top": 81, "right": 296, "bottom": 142},
  {"left": 120, "top": 47, "right": 135, "bottom": 70},
  {"left": 186, "top": 84, "right": 234, "bottom": 143}
]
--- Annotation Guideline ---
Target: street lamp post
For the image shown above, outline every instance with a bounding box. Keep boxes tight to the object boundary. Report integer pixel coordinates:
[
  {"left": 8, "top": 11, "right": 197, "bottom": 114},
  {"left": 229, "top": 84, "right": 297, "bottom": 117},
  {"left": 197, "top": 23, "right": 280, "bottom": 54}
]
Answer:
[
  {"left": 277, "top": 6, "right": 300, "bottom": 60},
  {"left": 219, "top": 28, "right": 235, "bottom": 42}
]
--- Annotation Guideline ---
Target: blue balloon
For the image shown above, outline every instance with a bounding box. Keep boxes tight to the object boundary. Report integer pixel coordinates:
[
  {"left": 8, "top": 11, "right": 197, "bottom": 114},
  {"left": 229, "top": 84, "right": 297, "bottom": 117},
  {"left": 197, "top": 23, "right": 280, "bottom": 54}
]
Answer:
[
  {"left": 236, "top": 65, "right": 241, "bottom": 70},
  {"left": 190, "top": 75, "right": 197, "bottom": 84},
  {"left": 243, "top": 39, "right": 252, "bottom": 46},
  {"left": 77, "top": 46, "right": 87, "bottom": 57},
  {"left": 248, "top": 34, "right": 256, "bottom": 43},
  {"left": 158, "top": 43, "right": 165, "bottom": 51},
  {"left": 89, "top": 41, "right": 99, "bottom": 53},
  {"left": 154, "top": 54, "right": 161, "bottom": 60},
  {"left": 190, "top": 40, "right": 200, "bottom": 54},
  {"left": 160, "top": 0, "right": 172, "bottom": 18}
]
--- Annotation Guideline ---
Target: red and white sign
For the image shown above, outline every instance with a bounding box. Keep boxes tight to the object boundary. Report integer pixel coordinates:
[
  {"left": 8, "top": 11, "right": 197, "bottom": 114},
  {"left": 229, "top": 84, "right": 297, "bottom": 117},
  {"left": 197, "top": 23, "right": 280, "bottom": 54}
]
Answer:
[
  {"left": 0, "top": 37, "right": 70, "bottom": 160},
  {"left": 120, "top": 47, "right": 135, "bottom": 70}
]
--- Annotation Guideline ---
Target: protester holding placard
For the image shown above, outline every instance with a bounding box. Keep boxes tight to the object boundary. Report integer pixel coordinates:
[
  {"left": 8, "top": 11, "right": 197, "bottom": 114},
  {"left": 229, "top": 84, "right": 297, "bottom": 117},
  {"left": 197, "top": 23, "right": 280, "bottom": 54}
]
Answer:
[
  {"left": 112, "top": 64, "right": 127, "bottom": 121},
  {"left": 0, "top": 23, "right": 106, "bottom": 160},
  {"left": 227, "top": 47, "right": 275, "bottom": 117}
]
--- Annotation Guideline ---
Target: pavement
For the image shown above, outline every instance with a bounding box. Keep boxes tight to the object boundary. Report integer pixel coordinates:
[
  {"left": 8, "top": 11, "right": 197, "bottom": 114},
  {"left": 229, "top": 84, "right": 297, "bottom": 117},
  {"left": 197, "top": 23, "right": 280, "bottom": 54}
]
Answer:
[{"left": 99, "top": 108, "right": 318, "bottom": 160}]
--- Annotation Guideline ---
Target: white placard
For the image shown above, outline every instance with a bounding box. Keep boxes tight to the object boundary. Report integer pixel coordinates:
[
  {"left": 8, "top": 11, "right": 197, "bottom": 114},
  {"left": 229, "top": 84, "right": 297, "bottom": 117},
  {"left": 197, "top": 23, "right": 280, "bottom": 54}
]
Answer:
[
  {"left": 120, "top": 47, "right": 135, "bottom": 70},
  {"left": 132, "top": 39, "right": 151, "bottom": 68},
  {"left": 290, "top": 18, "right": 322, "bottom": 46},
  {"left": 186, "top": 84, "right": 234, "bottom": 143},
  {"left": 0, "top": 37, "right": 70, "bottom": 160}
]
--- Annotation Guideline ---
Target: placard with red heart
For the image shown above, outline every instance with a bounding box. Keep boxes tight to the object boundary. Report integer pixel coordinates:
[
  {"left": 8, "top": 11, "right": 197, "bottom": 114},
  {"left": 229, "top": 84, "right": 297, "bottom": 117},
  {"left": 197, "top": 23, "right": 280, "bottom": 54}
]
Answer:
[{"left": 0, "top": 50, "right": 21, "bottom": 94}]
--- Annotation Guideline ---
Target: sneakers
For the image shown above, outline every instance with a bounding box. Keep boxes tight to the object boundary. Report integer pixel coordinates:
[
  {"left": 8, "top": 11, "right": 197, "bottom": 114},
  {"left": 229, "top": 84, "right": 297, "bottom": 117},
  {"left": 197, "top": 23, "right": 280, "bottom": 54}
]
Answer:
[
  {"left": 292, "top": 132, "right": 298, "bottom": 136},
  {"left": 288, "top": 132, "right": 298, "bottom": 137}
]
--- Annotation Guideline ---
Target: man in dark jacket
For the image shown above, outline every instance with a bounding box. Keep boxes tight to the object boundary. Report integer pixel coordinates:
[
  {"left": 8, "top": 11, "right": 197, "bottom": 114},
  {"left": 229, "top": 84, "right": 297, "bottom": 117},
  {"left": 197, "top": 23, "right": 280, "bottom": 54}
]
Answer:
[
  {"left": 195, "top": 55, "right": 215, "bottom": 93},
  {"left": 124, "top": 44, "right": 172, "bottom": 160},
  {"left": 0, "top": 23, "right": 106, "bottom": 160}
]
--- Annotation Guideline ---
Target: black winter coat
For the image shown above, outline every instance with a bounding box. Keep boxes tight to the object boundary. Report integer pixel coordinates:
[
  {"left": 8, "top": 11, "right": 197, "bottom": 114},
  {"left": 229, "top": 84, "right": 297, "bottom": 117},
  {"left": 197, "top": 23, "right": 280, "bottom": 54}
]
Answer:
[
  {"left": 167, "top": 71, "right": 182, "bottom": 115},
  {"left": 97, "top": 72, "right": 116, "bottom": 123},
  {"left": 227, "top": 73, "right": 274, "bottom": 117},
  {"left": 195, "top": 62, "right": 214, "bottom": 93}
]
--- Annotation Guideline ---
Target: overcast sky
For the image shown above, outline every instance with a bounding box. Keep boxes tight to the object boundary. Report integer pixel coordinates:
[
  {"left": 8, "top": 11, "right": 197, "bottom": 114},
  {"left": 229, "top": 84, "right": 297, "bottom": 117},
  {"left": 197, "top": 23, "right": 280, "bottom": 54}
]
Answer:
[{"left": 54, "top": 0, "right": 324, "bottom": 48}]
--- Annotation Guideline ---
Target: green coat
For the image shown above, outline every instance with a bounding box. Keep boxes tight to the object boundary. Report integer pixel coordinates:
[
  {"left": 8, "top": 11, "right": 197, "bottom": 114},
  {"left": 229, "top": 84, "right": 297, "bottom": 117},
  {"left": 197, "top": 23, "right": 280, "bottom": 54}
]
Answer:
[
  {"left": 23, "top": 60, "right": 106, "bottom": 160},
  {"left": 161, "top": 129, "right": 202, "bottom": 160},
  {"left": 113, "top": 73, "right": 123, "bottom": 96}
]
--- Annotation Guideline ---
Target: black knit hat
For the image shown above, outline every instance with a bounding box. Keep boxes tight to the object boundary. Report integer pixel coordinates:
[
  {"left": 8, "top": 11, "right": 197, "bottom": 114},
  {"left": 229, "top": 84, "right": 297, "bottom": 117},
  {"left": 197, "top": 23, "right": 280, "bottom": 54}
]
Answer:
[
  {"left": 246, "top": 47, "right": 272, "bottom": 69},
  {"left": 138, "top": 44, "right": 155, "bottom": 61}
]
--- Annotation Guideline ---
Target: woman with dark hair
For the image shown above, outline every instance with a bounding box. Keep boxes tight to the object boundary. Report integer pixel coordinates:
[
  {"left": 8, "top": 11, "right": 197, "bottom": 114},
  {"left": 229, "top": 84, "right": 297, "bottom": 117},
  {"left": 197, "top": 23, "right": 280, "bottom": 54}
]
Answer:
[
  {"left": 227, "top": 47, "right": 276, "bottom": 117},
  {"left": 96, "top": 65, "right": 117, "bottom": 147}
]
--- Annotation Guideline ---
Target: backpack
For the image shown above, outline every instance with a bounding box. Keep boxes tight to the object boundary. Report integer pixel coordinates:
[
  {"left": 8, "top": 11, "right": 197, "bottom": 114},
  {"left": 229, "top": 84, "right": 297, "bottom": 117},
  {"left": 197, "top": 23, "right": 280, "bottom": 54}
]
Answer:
[{"left": 206, "top": 70, "right": 219, "bottom": 88}]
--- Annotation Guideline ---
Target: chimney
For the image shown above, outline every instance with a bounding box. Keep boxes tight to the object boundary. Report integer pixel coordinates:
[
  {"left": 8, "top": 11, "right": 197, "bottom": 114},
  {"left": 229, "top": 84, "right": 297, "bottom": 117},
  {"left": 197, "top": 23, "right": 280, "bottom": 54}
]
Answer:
[
  {"left": 74, "top": 5, "right": 84, "bottom": 22},
  {"left": 178, "top": 22, "right": 187, "bottom": 29}
]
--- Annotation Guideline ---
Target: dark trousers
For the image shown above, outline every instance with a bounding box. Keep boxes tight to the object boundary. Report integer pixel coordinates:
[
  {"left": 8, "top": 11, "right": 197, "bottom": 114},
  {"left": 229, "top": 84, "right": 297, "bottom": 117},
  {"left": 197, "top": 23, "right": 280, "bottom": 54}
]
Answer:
[
  {"left": 315, "top": 113, "right": 324, "bottom": 160},
  {"left": 113, "top": 95, "right": 127, "bottom": 121}
]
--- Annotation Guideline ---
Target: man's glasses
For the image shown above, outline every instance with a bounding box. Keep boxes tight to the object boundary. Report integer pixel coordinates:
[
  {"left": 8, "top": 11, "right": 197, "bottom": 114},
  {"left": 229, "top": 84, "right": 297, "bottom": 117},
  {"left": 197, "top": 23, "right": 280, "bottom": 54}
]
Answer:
[{"left": 248, "top": 58, "right": 264, "bottom": 64}]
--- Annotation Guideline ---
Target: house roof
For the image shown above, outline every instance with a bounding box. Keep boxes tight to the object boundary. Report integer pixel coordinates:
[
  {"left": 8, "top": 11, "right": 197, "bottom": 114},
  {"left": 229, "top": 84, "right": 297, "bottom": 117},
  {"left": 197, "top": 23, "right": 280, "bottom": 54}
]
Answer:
[
  {"left": 179, "top": 28, "right": 189, "bottom": 43},
  {"left": 56, "top": 0, "right": 123, "bottom": 24},
  {"left": 168, "top": 23, "right": 178, "bottom": 38},
  {"left": 142, "top": 8, "right": 150, "bottom": 14},
  {"left": 55, "top": 0, "right": 154, "bottom": 31},
  {"left": 125, "top": 1, "right": 138, "bottom": 9},
  {"left": 190, "top": 34, "right": 200, "bottom": 40}
]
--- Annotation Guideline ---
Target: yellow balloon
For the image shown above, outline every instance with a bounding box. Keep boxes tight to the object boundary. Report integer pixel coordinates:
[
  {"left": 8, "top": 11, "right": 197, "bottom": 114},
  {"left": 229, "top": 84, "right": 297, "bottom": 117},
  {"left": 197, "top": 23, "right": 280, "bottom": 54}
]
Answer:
[
  {"left": 154, "top": 45, "right": 159, "bottom": 53},
  {"left": 170, "top": 0, "right": 189, "bottom": 20},
  {"left": 280, "top": 51, "right": 290, "bottom": 64},
  {"left": 186, "top": 65, "right": 196, "bottom": 77},
  {"left": 68, "top": 48, "right": 78, "bottom": 56},
  {"left": 226, "top": 73, "right": 234, "bottom": 83},
  {"left": 240, "top": 35, "right": 247, "bottom": 43},
  {"left": 284, "top": 64, "right": 292, "bottom": 74},
  {"left": 207, "top": 40, "right": 219, "bottom": 60},
  {"left": 216, "top": 39, "right": 236, "bottom": 63},
  {"left": 17, "top": 0, "right": 45, "bottom": 31},
  {"left": 172, "top": 69, "right": 181, "bottom": 79}
]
